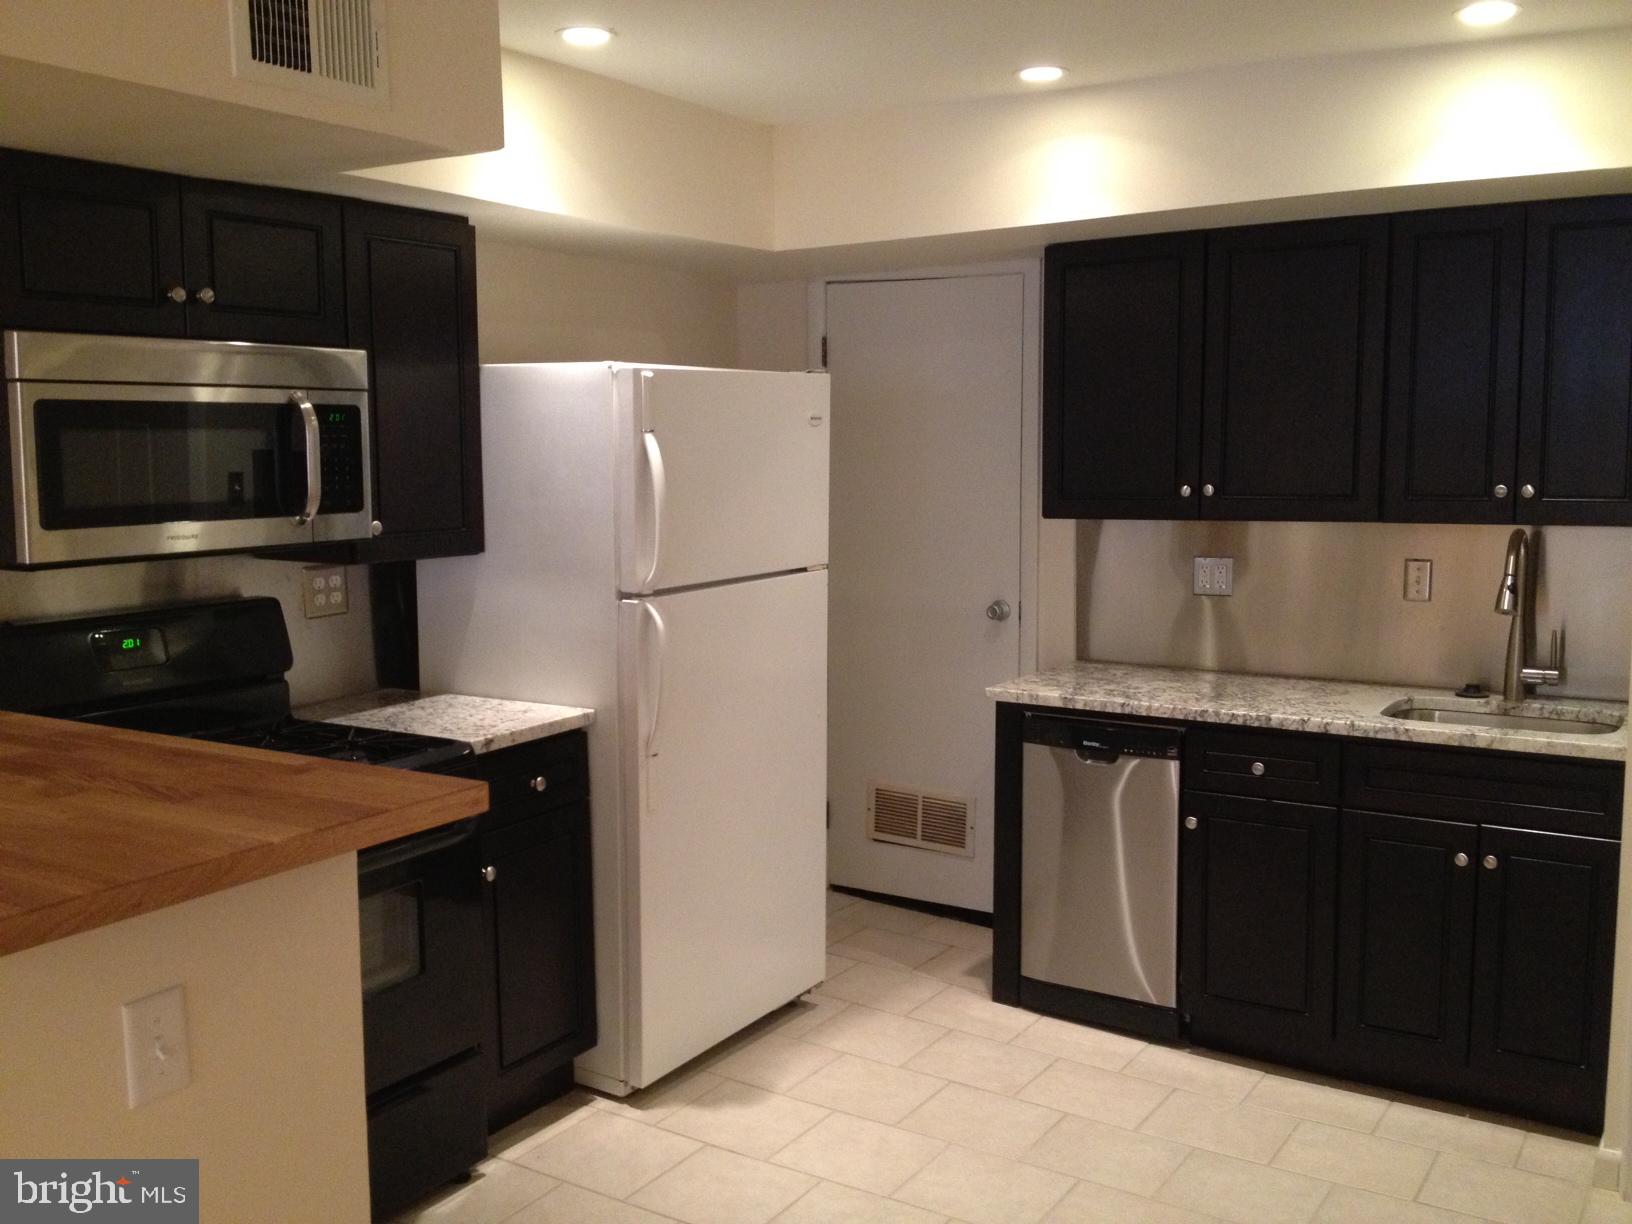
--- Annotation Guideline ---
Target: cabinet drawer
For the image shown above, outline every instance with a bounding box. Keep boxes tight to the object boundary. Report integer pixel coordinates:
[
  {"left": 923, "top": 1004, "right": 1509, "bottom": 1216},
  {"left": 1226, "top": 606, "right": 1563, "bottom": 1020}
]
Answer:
[
  {"left": 1184, "top": 728, "right": 1340, "bottom": 804},
  {"left": 366, "top": 1052, "right": 486, "bottom": 1221},
  {"left": 1344, "top": 742, "right": 1622, "bottom": 837},
  {"left": 457, "top": 731, "right": 588, "bottom": 819}
]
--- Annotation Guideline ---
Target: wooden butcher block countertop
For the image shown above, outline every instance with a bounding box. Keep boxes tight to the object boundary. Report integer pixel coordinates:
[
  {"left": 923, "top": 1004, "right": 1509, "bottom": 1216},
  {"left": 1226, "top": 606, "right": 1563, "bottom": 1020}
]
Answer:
[{"left": 0, "top": 712, "right": 488, "bottom": 957}]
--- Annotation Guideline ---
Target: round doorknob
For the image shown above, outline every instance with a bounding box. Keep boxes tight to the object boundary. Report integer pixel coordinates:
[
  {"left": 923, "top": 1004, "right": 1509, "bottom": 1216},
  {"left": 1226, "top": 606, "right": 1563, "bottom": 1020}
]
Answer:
[
  {"left": 1520, "top": 484, "right": 1536, "bottom": 499},
  {"left": 1250, "top": 761, "right": 1266, "bottom": 777},
  {"left": 195, "top": 286, "right": 216, "bottom": 305},
  {"left": 530, "top": 775, "right": 549, "bottom": 792},
  {"left": 1493, "top": 484, "right": 1508, "bottom": 499},
  {"left": 370, "top": 521, "right": 383, "bottom": 537},
  {"left": 1483, "top": 855, "right": 1499, "bottom": 870},
  {"left": 1179, "top": 484, "right": 1193, "bottom": 498},
  {"left": 166, "top": 285, "right": 188, "bottom": 303},
  {"left": 1453, "top": 852, "right": 1470, "bottom": 867},
  {"left": 1202, "top": 484, "right": 1216, "bottom": 497},
  {"left": 481, "top": 865, "right": 497, "bottom": 882},
  {"left": 1184, "top": 816, "right": 1199, "bottom": 830},
  {"left": 986, "top": 599, "right": 1012, "bottom": 622}
]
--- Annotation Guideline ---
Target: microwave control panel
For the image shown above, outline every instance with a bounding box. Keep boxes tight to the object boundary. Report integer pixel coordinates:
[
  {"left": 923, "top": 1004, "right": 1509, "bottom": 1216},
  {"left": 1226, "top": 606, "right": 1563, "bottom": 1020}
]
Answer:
[{"left": 316, "top": 404, "right": 365, "bottom": 513}]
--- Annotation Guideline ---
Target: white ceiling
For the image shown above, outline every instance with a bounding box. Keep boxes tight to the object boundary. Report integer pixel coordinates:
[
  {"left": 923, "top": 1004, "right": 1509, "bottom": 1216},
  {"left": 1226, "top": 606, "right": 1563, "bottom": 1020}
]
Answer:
[{"left": 499, "top": 0, "right": 1632, "bottom": 125}]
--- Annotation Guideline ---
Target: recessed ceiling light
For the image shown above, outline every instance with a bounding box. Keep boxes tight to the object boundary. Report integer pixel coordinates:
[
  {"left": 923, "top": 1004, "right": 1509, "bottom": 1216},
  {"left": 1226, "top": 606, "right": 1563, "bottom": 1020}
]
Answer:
[
  {"left": 558, "top": 25, "right": 613, "bottom": 47},
  {"left": 1017, "top": 65, "right": 1066, "bottom": 84},
  {"left": 1456, "top": 1, "right": 1519, "bottom": 27}
]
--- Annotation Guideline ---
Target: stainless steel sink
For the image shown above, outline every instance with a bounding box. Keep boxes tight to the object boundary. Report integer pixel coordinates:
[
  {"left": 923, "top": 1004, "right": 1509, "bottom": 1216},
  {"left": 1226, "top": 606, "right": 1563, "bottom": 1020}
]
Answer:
[{"left": 1381, "top": 699, "right": 1623, "bottom": 735}]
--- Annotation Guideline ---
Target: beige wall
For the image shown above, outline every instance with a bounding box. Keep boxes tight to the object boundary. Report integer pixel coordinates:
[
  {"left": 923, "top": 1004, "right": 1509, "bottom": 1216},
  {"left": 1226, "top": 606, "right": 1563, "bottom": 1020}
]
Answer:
[
  {"left": 361, "top": 51, "right": 774, "bottom": 249},
  {"left": 1079, "top": 521, "right": 1632, "bottom": 701},
  {"left": 0, "top": 0, "right": 502, "bottom": 179},
  {"left": 736, "top": 280, "right": 812, "bottom": 370},
  {"left": 477, "top": 237, "right": 738, "bottom": 366},
  {"left": 772, "top": 28, "right": 1632, "bottom": 250},
  {"left": 0, "top": 855, "right": 371, "bottom": 1224},
  {"left": 0, "top": 556, "right": 376, "bottom": 707}
]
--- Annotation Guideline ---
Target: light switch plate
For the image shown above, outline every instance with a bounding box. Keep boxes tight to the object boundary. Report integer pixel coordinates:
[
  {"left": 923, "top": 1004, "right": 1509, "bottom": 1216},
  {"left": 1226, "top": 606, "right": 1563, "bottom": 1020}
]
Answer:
[
  {"left": 1404, "top": 558, "right": 1433, "bottom": 602},
  {"left": 122, "top": 985, "right": 190, "bottom": 1108},
  {"left": 302, "top": 566, "right": 348, "bottom": 618},
  {"left": 1193, "top": 556, "right": 1234, "bottom": 596}
]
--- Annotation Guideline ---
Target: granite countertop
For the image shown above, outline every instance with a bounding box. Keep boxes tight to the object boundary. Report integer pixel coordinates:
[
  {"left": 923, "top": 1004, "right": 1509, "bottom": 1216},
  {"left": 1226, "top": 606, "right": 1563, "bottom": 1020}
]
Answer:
[
  {"left": 989, "top": 661, "right": 1628, "bottom": 762},
  {"left": 0, "top": 712, "right": 487, "bottom": 957},
  {"left": 297, "top": 689, "right": 594, "bottom": 755}
]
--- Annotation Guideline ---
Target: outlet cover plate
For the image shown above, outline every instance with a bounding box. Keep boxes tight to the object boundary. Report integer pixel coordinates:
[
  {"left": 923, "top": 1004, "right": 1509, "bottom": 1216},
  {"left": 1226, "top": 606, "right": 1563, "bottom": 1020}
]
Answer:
[
  {"left": 302, "top": 566, "right": 349, "bottom": 618},
  {"left": 1193, "top": 556, "right": 1234, "bottom": 596},
  {"left": 1404, "top": 558, "right": 1433, "bottom": 602}
]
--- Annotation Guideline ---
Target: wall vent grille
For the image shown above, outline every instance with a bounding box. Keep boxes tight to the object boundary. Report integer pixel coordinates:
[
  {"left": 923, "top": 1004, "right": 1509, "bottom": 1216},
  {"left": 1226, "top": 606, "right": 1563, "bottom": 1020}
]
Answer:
[
  {"left": 230, "top": 0, "right": 388, "bottom": 103},
  {"left": 867, "top": 783, "right": 975, "bottom": 857}
]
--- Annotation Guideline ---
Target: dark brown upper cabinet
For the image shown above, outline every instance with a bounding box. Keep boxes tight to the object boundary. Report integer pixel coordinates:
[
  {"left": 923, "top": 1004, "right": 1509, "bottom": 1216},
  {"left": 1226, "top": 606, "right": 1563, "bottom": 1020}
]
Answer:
[
  {"left": 340, "top": 202, "right": 483, "bottom": 561},
  {"left": 1201, "top": 216, "right": 1388, "bottom": 521},
  {"left": 1043, "top": 233, "right": 1204, "bottom": 519},
  {"left": 1383, "top": 206, "right": 1524, "bottom": 523},
  {"left": 1518, "top": 195, "right": 1632, "bottom": 526},
  {"left": 0, "top": 150, "right": 187, "bottom": 337},
  {"left": 180, "top": 183, "right": 346, "bottom": 346}
]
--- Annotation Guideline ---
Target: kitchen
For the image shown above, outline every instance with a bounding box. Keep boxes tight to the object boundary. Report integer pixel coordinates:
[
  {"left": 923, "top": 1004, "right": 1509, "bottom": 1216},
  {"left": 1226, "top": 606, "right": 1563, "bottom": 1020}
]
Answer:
[{"left": 2, "top": 3, "right": 1632, "bottom": 1223}]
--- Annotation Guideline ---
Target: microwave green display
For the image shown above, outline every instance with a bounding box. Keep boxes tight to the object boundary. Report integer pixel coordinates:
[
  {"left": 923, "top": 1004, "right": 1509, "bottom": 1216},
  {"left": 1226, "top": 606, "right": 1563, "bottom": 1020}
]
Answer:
[{"left": 328, "top": 411, "right": 347, "bottom": 424}]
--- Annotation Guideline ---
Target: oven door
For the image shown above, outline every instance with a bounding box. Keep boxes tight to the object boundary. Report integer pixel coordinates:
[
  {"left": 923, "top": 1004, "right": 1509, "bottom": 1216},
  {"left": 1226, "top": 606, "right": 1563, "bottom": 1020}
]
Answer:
[
  {"left": 7, "top": 380, "right": 372, "bottom": 565},
  {"left": 358, "top": 818, "right": 485, "bottom": 1095}
]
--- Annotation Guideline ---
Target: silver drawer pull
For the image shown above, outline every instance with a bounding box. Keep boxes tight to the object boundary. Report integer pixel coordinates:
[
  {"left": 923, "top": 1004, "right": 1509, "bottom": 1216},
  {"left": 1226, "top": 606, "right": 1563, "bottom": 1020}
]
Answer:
[
  {"left": 530, "top": 775, "right": 549, "bottom": 792},
  {"left": 1250, "top": 761, "right": 1266, "bottom": 777},
  {"left": 1483, "top": 855, "right": 1499, "bottom": 870},
  {"left": 481, "top": 865, "right": 497, "bottom": 883},
  {"left": 1453, "top": 852, "right": 1470, "bottom": 868},
  {"left": 1184, "top": 816, "right": 1199, "bottom": 830}
]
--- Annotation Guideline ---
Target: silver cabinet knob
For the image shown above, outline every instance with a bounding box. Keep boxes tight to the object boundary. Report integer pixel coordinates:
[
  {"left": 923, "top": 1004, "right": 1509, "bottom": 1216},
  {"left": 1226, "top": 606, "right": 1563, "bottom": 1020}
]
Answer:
[
  {"left": 1202, "top": 484, "right": 1216, "bottom": 497},
  {"left": 1483, "top": 855, "right": 1499, "bottom": 870},
  {"left": 370, "top": 520, "right": 383, "bottom": 537},
  {"left": 530, "top": 775, "right": 548, "bottom": 793},
  {"left": 1493, "top": 484, "right": 1508, "bottom": 499},
  {"left": 1179, "top": 484, "right": 1193, "bottom": 498},
  {"left": 166, "top": 285, "right": 188, "bottom": 303},
  {"left": 986, "top": 599, "right": 1012, "bottom": 622},
  {"left": 481, "top": 865, "right": 497, "bottom": 882},
  {"left": 1184, "top": 816, "right": 1199, "bottom": 830},
  {"left": 195, "top": 286, "right": 216, "bottom": 305},
  {"left": 1250, "top": 761, "right": 1266, "bottom": 777},
  {"left": 1520, "top": 484, "right": 1536, "bottom": 499},
  {"left": 1453, "top": 852, "right": 1470, "bottom": 868}
]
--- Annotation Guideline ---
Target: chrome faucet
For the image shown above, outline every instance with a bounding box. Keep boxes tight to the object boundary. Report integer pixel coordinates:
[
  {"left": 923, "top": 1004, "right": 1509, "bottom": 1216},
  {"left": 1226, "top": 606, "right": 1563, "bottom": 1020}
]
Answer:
[{"left": 1493, "top": 528, "right": 1563, "bottom": 701}]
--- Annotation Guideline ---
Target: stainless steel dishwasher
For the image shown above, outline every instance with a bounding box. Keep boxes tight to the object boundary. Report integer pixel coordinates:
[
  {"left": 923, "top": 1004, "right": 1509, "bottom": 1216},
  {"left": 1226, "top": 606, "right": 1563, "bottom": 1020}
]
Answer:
[{"left": 1020, "top": 713, "right": 1182, "bottom": 1030}]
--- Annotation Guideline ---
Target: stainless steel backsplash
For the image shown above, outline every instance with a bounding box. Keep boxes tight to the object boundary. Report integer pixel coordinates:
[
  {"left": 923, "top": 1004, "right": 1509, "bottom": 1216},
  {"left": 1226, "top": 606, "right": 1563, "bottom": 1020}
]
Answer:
[{"left": 1078, "top": 521, "right": 1632, "bottom": 701}]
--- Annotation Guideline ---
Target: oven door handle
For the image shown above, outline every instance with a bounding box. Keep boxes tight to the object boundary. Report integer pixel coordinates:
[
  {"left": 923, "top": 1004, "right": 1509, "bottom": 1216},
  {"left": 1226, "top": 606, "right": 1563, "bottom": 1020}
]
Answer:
[
  {"left": 290, "top": 391, "right": 322, "bottom": 526},
  {"left": 358, "top": 816, "right": 479, "bottom": 877}
]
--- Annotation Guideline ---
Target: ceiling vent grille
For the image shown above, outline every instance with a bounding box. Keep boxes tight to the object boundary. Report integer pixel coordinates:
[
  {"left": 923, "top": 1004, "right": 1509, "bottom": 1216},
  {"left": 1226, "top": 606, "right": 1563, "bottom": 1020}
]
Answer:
[
  {"left": 230, "top": 0, "right": 388, "bottom": 104},
  {"left": 867, "top": 783, "right": 975, "bottom": 857}
]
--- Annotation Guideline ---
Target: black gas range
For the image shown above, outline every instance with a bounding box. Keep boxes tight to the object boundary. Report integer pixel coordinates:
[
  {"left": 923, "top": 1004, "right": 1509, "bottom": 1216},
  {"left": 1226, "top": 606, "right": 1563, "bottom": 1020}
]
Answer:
[{"left": 0, "top": 596, "right": 490, "bottom": 1220}]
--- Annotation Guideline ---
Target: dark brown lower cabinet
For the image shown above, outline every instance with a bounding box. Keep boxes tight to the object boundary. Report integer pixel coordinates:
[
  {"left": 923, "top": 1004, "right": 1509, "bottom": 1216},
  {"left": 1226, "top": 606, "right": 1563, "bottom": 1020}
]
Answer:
[{"left": 1180, "top": 791, "right": 1336, "bottom": 1065}]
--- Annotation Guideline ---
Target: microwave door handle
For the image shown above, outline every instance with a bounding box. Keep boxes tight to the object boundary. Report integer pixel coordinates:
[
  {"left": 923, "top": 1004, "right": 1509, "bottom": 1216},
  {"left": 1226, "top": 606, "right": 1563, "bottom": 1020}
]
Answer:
[{"left": 290, "top": 392, "right": 321, "bottom": 526}]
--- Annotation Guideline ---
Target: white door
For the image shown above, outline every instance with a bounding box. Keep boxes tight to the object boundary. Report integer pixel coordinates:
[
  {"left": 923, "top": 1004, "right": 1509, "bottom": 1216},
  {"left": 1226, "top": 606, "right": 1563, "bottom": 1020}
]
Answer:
[
  {"left": 615, "top": 367, "right": 830, "bottom": 594},
  {"left": 617, "top": 569, "right": 828, "bottom": 1087},
  {"left": 826, "top": 274, "right": 1027, "bottom": 912}
]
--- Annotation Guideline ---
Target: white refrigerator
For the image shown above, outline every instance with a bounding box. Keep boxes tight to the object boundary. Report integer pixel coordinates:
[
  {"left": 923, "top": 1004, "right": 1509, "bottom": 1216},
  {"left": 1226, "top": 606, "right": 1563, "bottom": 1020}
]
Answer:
[{"left": 417, "top": 362, "right": 830, "bottom": 1095}]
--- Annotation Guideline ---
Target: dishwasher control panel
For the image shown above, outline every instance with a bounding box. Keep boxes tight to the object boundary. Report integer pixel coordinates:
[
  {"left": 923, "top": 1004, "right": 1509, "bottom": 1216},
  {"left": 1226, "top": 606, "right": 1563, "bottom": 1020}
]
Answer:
[{"left": 1022, "top": 713, "right": 1182, "bottom": 760}]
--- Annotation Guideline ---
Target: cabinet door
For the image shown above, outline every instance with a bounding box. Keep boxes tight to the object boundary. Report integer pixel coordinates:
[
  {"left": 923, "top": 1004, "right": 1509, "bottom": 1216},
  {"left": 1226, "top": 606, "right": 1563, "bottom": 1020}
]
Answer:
[
  {"left": 1383, "top": 206, "right": 1523, "bottom": 523},
  {"left": 1043, "top": 233, "right": 1204, "bottom": 518},
  {"left": 1335, "top": 810, "right": 1478, "bottom": 1090},
  {"left": 344, "top": 204, "right": 483, "bottom": 559},
  {"left": 180, "top": 183, "right": 346, "bottom": 345},
  {"left": 1518, "top": 196, "right": 1632, "bottom": 525},
  {"left": 1470, "top": 826, "right": 1618, "bottom": 1132},
  {"left": 480, "top": 802, "right": 596, "bottom": 1127},
  {"left": 1201, "top": 216, "right": 1387, "bottom": 520},
  {"left": 1180, "top": 791, "right": 1336, "bottom": 1064},
  {"left": 0, "top": 150, "right": 186, "bottom": 336}
]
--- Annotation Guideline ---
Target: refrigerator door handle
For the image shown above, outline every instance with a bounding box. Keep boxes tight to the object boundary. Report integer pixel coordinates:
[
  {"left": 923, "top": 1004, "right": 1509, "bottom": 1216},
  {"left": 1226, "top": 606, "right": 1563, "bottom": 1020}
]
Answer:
[
  {"left": 642, "top": 601, "right": 668, "bottom": 758},
  {"left": 642, "top": 430, "right": 666, "bottom": 591}
]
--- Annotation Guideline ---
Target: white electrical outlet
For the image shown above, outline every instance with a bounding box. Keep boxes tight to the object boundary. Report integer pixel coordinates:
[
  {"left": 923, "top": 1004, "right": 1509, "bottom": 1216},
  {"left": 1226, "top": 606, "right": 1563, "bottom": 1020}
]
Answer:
[
  {"left": 1193, "top": 556, "right": 1234, "bottom": 596},
  {"left": 302, "top": 566, "right": 349, "bottom": 618},
  {"left": 122, "top": 985, "right": 190, "bottom": 1108},
  {"left": 1404, "top": 558, "right": 1433, "bottom": 602}
]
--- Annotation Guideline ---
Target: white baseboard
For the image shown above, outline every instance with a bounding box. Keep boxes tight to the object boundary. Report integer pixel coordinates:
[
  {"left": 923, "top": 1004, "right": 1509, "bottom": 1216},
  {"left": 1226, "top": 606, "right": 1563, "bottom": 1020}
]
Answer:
[{"left": 1596, "top": 1143, "right": 1622, "bottom": 1192}]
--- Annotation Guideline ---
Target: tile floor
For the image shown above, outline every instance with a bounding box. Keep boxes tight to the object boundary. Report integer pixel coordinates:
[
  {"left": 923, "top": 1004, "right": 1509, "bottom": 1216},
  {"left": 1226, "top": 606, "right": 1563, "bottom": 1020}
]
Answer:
[{"left": 398, "top": 891, "right": 1628, "bottom": 1224}]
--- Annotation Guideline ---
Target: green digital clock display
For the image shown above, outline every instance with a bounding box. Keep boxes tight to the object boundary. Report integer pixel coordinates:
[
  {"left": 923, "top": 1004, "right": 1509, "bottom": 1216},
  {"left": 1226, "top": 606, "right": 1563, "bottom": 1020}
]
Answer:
[
  {"left": 89, "top": 627, "right": 167, "bottom": 671},
  {"left": 328, "top": 411, "right": 348, "bottom": 425}
]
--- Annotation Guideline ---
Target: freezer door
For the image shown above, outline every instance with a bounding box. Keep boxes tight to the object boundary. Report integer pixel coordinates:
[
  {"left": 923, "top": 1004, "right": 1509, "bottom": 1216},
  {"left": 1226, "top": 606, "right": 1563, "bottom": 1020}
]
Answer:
[
  {"left": 616, "top": 367, "right": 830, "bottom": 593},
  {"left": 618, "top": 569, "right": 828, "bottom": 1086}
]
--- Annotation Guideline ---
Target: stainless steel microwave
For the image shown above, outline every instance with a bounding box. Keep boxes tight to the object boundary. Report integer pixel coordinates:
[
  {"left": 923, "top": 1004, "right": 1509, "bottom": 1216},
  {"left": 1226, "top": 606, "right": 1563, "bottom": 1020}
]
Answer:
[{"left": 3, "top": 330, "right": 374, "bottom": 567}]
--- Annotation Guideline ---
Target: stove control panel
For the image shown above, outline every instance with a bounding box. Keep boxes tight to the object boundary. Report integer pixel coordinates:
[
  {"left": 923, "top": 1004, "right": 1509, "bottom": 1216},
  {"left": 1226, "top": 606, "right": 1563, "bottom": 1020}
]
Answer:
[{"left": 88, "top": 627, "right": 169, "bottom": 671}]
